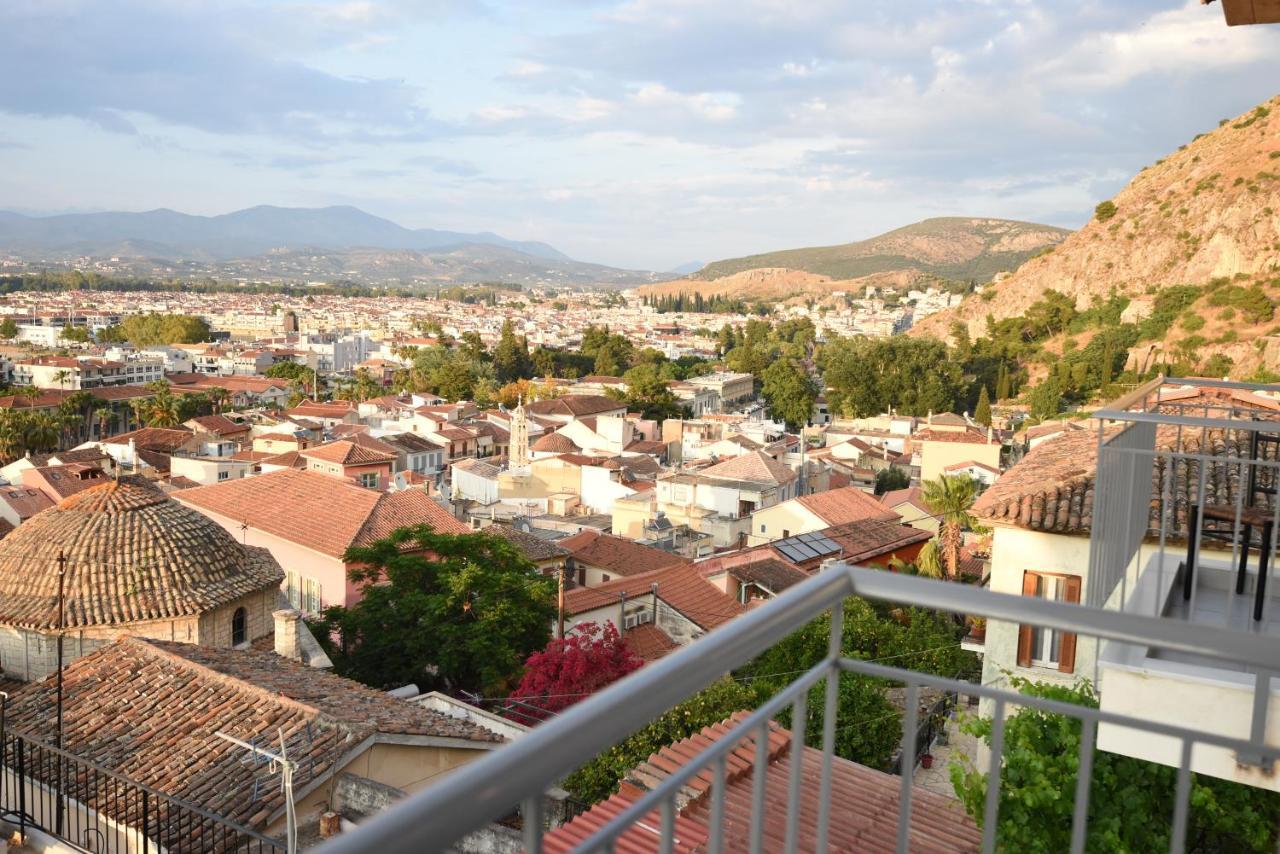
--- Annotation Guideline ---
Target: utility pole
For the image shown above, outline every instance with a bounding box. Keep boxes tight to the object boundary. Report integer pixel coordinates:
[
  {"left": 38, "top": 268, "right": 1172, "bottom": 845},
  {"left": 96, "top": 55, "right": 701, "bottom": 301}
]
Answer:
[
  {"left": 54, "top": 550, "right": 66, "bottom": 838},
  {"left": 557, "top": 567, "right": 566, "bottom": 640}
]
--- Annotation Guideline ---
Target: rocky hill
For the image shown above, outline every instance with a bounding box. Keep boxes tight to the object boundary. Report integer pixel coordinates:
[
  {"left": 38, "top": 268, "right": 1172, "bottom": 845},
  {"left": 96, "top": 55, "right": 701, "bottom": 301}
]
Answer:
[
  {"left": 691, "top": 217, "right": 1068, "bottom": 283},
  {"left": 914, "top": 96, "right": 1280, "bottom": 353}
]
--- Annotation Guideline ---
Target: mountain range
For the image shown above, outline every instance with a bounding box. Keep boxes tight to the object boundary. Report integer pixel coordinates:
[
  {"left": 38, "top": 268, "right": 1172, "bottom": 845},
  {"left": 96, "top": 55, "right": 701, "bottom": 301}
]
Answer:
[
  {"left": 912, "top": 96, "right": 1280, "bottom": 375},
  {"left": 637, "top": 217, "right": 1068, "bottom": 304},
  {"left": 0, "top": 205, "right": 663, "bottom": 287}
]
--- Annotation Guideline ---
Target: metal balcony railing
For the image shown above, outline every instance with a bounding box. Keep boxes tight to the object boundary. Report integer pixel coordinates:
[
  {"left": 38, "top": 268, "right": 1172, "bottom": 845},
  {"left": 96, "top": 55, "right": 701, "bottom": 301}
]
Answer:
[
  {"left": 313, "top": 564, "right": 1280, "bottom": 854},
  {"left": 1090, "top": 375, "right": 1280, "bottom": 624}
]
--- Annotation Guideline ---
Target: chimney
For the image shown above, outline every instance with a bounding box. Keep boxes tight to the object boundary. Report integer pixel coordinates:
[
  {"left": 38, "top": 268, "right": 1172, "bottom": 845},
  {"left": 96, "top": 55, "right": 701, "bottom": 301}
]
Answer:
[{"left": 273, "top": 608, "right": 302, "bottom": 661}]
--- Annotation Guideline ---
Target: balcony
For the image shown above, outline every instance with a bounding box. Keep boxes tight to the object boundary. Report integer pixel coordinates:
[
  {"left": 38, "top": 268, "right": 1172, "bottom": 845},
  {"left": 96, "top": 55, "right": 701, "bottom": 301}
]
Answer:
[
  {"left": 1087, "top": 376, "right": 1280, "bottom": 789},
  {"left": 312, "top": 560, "right": 1280, "bottom": 854}
]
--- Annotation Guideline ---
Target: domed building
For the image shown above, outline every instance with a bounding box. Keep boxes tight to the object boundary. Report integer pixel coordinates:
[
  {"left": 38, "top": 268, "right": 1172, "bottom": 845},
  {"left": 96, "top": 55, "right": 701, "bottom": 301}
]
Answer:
[{"left": 0, "top": 477, "right": 285, "bottom": 681}]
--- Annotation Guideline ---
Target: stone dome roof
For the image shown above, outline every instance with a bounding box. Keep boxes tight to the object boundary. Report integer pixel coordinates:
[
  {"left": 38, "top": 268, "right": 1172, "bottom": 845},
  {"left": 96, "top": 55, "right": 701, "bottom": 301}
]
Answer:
[
  {"left": 531, "top": 432, "right": 579, "bottom": 453},
  {"left": 0, "top": 478, "right": 284, "bottom": 631}
]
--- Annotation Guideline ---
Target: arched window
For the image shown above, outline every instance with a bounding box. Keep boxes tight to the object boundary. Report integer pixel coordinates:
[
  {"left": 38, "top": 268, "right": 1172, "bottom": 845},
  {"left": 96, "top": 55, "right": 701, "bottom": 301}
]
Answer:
[{"left": 231, "top": 607, "right": 247, "bottom": 647}]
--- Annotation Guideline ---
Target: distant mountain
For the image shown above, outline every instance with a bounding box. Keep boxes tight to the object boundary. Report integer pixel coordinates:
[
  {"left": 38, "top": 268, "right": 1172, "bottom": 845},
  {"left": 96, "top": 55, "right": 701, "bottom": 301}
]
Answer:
[
  {"left": 0, "top": 205, "right": 569, "bottom": 262},
  {"left": 694, "top": 217, "right": 1070, "bottom": 283},
  {"left": 667, "top": 260, "right": 705, "bottom": 275},
  {"left": 0, "top": 204, "right": 669, "bottom": 286},
  {"left": 913, "top": 95, "right": 1280, "bottom": 378}
]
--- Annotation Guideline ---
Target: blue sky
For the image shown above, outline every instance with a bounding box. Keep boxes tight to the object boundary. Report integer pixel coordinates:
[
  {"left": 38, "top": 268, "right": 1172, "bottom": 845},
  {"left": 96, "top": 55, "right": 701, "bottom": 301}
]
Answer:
[{"left": 1, "top": 0, "right": 1277, "bottom": 271}]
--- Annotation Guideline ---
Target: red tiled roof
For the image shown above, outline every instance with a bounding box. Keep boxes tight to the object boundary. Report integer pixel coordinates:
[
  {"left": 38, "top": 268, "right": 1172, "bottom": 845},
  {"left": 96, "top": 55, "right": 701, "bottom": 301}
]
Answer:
[
  {"left": 701, "top": 451, "right": 797, "bottom": 486},
  {"left": 793, "top": 486, "right": 900, "bottom": 526},
  {"left": 176, "top": 469, "right": 467, "bottom": 558},
  {"left": 187, "top": 414, "right": 249, "bottom": 436},
  {"left": 300, "top": 439, "right": 396, "bottom": 466},
  {"left": 4, "top": 637, "right": 501, "bottom": 836},
  {"left": 565, "top": 563, "right": 743, "bottom": 630},
  {"left": 823, "top": 519, "right": 933, "bottom": 564},
  {"left": 559, "top": 530, "right": 690, "bottom": 577},
  {"left": 103, "top": 426, "right": 194, "bottom": 452},
  {"left": 526, "top": 394, "right": 625, "bottom": 418},
  {"left": 912, "top": 427, "right": 998, "bottom": 445},
  {"left": 623, "top": 622, "right": 678, "bottom": 661},
  {"left": 546, "top": 713, "right": 979, "bottom": 853}
]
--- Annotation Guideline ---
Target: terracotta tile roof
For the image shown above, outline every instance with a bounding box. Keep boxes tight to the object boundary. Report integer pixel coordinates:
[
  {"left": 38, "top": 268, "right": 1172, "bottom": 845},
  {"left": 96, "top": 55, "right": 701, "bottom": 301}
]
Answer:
[
  {"left": 300, "top": 439, "right": 397, "bottom": 466},
  {"left": 881, "top": 487, "right": 934, "bottom": 514},
  {"left": 262, "top": 450, "right": 305, "bottom": 468},
  {"left": 486, "top": 524, "right": 571, "bottom": 562},
  {"left": 559, "top": 529, "right": 691, "bottom": 576},
  {"left": 0, "top": 486, "right": 55, "bottom": 520},
  {"left": 972, "top": 428, "right": 1103, "bottom": 533},
  {"left": 380, "top": 431, "right": 440, "bottom": 453},
  {"left": 793, "top": 486, "right": 901, "bottom": 526},
  {"left": 526, "top": 395, "right": 625, "bottom": 418},
  {"left": 565, "top": 563, "right": 743, "bottom": 630},
  {"left": 177, "top": 469, "right": 467, "bottom": 558},
  {"left": 546, "top": 713, "right": 979, "bottom": 853},
  {"left": 25, "top": 463, "right": 110, "bottom": 499},
  {"left": 824, "top": 519, "right": 933, "bottom": 564},
  {"left": 722, "top": 556, "right": 808, "bottom": 593},
  {"left": 286, "top": 399, "right": 357, "bottom": 418},
  {"left": 701, "top": 451, "right": 797, "bottom": 486},
  {"left": 451, "top": 457, "right": 502, "bottom": 478},
  {"left": 0, "top": 479, "right": 283, "bottom": 631},
  {"left": 186, "top": 414, "right": 249, "bottom": 436},
  {"left": 912, "top": 427, "right": 998, "bottom": 445},
  {"left": 103, "top": 426, "right": 194, "bottom": 452},
  {"left": 4, "top": 637, "right": 501, "bottom": 836},
  {"left": 623, "top": 622, "right": 678, "bottom": 661}
]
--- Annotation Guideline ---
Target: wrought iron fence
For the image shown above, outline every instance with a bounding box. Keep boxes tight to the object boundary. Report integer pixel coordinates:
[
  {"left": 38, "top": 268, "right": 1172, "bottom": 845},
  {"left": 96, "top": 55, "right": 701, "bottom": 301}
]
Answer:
[{"left": 0, "top": 718, "right": 287, "bottom": 854}]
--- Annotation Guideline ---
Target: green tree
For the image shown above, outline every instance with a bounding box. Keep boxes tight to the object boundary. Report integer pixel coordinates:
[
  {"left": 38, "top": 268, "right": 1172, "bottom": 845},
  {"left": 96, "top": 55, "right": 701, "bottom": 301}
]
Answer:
[
  {"left": 312, "top": 525, "right": 555, "bottom": 694},
  {"left": 915, "top": 539, "right": 944, "bottom": 579},
  {"left": 921, "top": 475, "right": 978, "bottom": 580},
  {"left": 60, "top": 325, "right": 90, "bottom": 344},
  {"left": 821, "top": 336, "right": 963, "bottom": 417},
  {"left": 1095, "top": 200, "right": 1118, "bottom": 222},
  {"left": 952, "top": 678, "right": 1280, "bottom": 853},
  {"left": 563, "top": 678, "right": 758, "bottom": 803},
  {"left": 761, "top": 358, "right": 819, "bottom": 431},
  {"left": 493, "top": 319, "right": 531, "bottom": 384},
  {"left": 618, "top": 364, "right": 684, "bottom": 422},
  {"left": 1028, "top": 377, "right": 1064, "bottom": 420},
  {"left": 117, "top": 313, "right": 210, "bottom": 346},
  {"left": 0, "top": 318, "right": 17, "bottom": 340},
  {"left": 874, "top": 466, "right": 910, "bottom": 496},
  {"left": 974, "top": 386, "right": 992, "bottom": 427}
]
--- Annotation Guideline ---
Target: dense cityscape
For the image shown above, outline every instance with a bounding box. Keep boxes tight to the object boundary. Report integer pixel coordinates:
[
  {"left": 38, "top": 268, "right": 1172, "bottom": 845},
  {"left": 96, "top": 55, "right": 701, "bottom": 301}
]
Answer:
[{"left": 1, "top": 2, "right": 1279, "bottom": 853}]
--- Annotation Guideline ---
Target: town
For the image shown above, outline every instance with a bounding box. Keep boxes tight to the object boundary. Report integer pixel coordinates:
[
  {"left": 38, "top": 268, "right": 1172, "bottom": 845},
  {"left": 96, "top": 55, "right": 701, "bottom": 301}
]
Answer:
[{"left": 2, "top": 1, "right": 1280, "bottom": 853}]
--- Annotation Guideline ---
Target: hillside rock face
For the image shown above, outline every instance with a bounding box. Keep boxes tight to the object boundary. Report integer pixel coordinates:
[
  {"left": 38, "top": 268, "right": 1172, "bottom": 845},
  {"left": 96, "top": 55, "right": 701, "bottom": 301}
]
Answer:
[
  {"left": 694, "top": 217, "right": 1067, "bottom": 282},
  {"left": 915, "top": 96, "right": 1280, "bottom": 341}
]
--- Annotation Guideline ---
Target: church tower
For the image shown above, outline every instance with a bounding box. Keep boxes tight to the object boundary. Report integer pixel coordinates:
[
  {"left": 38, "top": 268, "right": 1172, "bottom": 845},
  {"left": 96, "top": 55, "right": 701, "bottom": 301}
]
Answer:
[{"left": 511, "top": 396, "right": 530, "bottom": 470}]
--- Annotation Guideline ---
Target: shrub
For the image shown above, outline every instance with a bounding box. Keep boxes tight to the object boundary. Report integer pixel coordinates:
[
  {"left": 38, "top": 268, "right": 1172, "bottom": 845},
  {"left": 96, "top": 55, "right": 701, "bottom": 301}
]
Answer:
[
  {"left": 1094, "top": 200, "right": 1118, "bottom": 222},
  {"left": 1181, "top": 314, "right": 1206, "bottom": 332}
]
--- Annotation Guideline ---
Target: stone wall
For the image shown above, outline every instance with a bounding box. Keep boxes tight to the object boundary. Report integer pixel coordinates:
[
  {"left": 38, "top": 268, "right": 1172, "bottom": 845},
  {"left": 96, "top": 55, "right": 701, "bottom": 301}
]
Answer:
[{"left": 197, "top": 587, "right": 278, "bottom": 648}]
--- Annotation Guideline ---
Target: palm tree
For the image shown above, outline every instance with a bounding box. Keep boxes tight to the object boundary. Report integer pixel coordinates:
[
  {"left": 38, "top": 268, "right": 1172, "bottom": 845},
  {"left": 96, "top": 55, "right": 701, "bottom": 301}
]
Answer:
[
  {"left": 207, "top": 386, "right": 230, "bottom": 414},
  {"left": 92, "top": 401, "right": 115, "bottom": 441},
  {"left": 23, "top": 412, "right": 60, "bottom": 453},
  {"left": 914, "top": 540, "right": 944, "bottom": 579},
  {"left": 146, "top": 390, "right": 182, "bottom": 428},
  {"left": 921, "top": 475, "right": 979, "bottom": 580},
  {"left": 63, "top": 391, "right": 94, "bottom": 442},
  {"left": 0, "top": 412, "right": 23, "bottom": 463},
  {"left": 52, "top": 369, "right": 72, "bottom": 394}
]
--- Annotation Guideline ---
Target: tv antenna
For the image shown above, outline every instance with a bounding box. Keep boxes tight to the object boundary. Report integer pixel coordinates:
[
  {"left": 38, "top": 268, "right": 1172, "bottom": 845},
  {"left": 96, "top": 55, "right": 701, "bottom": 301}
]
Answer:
[{"left": 215, "top": 729, "right": 299, "bottom": 854}]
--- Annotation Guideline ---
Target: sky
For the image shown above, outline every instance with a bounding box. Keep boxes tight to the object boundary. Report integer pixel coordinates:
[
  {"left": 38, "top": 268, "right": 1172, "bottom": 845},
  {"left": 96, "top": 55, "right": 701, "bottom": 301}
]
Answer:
[{"left": 1, "top": 0, "right": 1278, "bottom": 272}]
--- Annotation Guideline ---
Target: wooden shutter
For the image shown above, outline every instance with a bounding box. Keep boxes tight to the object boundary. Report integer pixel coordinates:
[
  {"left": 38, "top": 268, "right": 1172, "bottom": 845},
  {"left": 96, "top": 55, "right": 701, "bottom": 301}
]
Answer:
[
  {"left": 1017, "top": 572, "right": 1038, "bottom": 667},
  {"left": 1058, "top": 575, "right": 1083, "bottom": 674}
]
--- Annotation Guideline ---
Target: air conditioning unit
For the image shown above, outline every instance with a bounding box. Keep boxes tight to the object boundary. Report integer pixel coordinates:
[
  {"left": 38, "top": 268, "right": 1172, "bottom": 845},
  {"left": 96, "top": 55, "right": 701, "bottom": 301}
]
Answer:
[{"left": 623, "top": 611, "right": 653, "bottom": 629}]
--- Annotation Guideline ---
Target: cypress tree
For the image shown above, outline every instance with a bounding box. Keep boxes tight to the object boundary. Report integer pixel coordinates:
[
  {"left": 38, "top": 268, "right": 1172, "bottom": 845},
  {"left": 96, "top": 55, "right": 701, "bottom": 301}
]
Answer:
[{"left": 975, "top": 386, "right": 992, "bottom": 426}]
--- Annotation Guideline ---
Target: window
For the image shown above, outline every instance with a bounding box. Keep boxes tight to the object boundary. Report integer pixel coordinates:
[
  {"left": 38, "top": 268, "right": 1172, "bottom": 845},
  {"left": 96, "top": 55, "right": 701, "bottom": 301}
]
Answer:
[
  {"left": 359, "top": 472, "right": 379, "bottom": 489},
  {"left": 304, "top": 579, "right": 322, "bottom": 613},
  {"left": 759, "top": 524, "right": 766, "bottom": 533},
  {"left": 1017, "top": 571, "right": 1081, "bottom": 672},
  {"left": 231, "top": 607, "right": 247, "bottom": 646},
  {"left": 286, "top": 572, "right": 302, "bottom": 609},
  {"left": 217, "top": 470, "right": 229, "bottom": 481}
]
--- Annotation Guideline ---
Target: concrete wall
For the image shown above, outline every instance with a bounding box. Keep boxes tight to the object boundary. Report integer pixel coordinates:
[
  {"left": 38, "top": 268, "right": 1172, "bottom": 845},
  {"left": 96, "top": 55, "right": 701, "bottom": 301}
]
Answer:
[
  {"left": 747, "top": 501, "right": 822, "bottom": 546},
  {"left": 919, "top": 440, "right": 1001, "bottom": 484}
]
